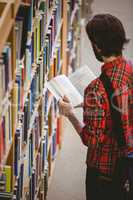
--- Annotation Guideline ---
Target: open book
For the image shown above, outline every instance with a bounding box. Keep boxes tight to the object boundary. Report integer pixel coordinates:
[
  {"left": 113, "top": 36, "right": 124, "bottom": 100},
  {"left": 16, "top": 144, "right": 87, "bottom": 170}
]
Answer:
[{"left": 46, "top": 65, "right": 96, "bottom": 107}]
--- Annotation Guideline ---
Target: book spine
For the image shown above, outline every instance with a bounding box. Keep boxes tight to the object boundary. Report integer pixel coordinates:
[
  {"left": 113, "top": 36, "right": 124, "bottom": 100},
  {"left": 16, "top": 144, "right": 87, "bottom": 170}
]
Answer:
[
  {"left": 0, "top": 165, "right": 12, "bottom": 194},
  {"left": 14, "top": 128, "right": 22, "bottom": 177},
  {"left": 3, "top": 166, "right": 11, "bottom": 193}
]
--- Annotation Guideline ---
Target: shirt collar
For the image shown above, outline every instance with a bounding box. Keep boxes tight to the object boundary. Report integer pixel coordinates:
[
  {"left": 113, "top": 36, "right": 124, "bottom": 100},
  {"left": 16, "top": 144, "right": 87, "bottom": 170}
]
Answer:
[{"left": 101, "top": 56, "right": 124, "bottom": 73}]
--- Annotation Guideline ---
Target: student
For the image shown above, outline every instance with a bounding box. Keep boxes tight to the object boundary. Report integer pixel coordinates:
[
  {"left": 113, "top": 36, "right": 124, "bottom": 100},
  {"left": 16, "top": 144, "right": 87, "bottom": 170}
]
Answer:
[{"left": 59, "top": 14, "right": 133, "bottom": 200}]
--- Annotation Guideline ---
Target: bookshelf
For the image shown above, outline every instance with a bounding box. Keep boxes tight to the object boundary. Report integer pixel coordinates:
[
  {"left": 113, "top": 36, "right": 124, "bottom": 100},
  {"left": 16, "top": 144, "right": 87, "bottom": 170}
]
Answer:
[
  {"left": 0, "top": 0, "right": 82, "bottom": 199},
  {"left": 67, "top": 0, "right": 82, "bottom": 73}
]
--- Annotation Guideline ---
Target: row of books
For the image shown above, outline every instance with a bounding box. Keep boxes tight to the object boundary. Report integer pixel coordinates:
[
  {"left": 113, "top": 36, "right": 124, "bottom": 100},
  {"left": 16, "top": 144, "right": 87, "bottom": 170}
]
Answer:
[
  {"left": 16, "top": 0, "right": 62, "bottom": 64},
  {"left": 11, "top": 4, "right": 63, "bottom": 196},
  {"left": 67, "top": 1, "right": 81, "bottom": 72},
  {"left": 13, "top": 113, "right": 41, "bottom": 199},
  {"left": 32, "top": 0, "right": 54, "bottom": 19},
  {"left": 33, "top": 162, "right": 49, "bottom": 200},
  {"left": 43, "top": 9, "right": 62, "bottom": 71},
  {"left": 15, "top": 2, "right": 63, "bottom": 112},
  {"left": 16, "top": 4, "right": 32, "bottom": 61},
  {"left": 0, "top": 0, "right": 63, "bottom": 121},
  {"left": 0, "top": 103, "right": 12, "bottom": 166},
  {"left": 0, "top": 44, "right": 12, "bottom": 112},
  {"left": 12, "top": 54, "right": 44, "bottom": 135},
  {"left": 0, "top": 0, "right": 81, "bottom": 199},
  {"left": 13, "top": 114, "right": 59, "bottom": 199},
  {"left": 15, "top": 2, "right": 46, "bottom": 64},
  {"left": 0, "top": 94, "right": 60, "bottom": 199}
]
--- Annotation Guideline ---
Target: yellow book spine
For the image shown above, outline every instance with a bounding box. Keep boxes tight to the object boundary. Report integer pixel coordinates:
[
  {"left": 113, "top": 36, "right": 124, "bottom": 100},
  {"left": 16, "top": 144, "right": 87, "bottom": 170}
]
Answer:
[{"left": 4, "top": 165, "right": 11, "bottom": 193}]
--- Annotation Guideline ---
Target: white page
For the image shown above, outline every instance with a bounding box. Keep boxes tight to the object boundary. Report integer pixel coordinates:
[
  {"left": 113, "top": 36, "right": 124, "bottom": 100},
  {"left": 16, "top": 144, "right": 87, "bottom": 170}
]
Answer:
[
  {"left": 69, "top": 65, "right": 96, "bottom": 96},
  {"left": 46, "top": 74, "right": 83, "bottom": 107},
  {"left": 46, "top": 65, "right": 96, "bottom": 107}
]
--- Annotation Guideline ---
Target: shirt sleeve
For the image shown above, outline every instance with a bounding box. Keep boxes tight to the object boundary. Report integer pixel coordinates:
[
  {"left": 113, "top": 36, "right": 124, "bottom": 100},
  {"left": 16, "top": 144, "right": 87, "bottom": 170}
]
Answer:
[{"left": 80, "top": 82, "right": 107, "bottom": 146}]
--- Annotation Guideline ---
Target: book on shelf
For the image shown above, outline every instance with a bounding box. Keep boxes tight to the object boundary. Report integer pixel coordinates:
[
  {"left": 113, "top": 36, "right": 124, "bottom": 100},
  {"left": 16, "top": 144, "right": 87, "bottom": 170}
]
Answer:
[
  {"left": 14, "top": 128, "right": 22, "bottom": 177},
  {"left": 3, "top": 166, "right": 12, "bottom": 193},
  {"left": 46, "top": 65, "right": 96, "bottom": 107},
  {"left": 16, "top": 4, "right": 31, "bottom": 60},
  {"left": 0, "top": 103, "right": 12, "bottom": 165},
  {"left": 0, "top": 165, "right": 11, "bottom": 193},
  {"left": 0, "top": 43, "right": 12, "bottom": 108},
  {"left": 0, "top": 193, "right": 12, "bottom": 199}
]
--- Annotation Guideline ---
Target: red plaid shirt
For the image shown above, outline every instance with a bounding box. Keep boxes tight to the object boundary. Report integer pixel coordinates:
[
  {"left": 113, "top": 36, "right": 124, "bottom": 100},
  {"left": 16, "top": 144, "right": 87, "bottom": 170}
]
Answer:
[{"left": 80, "top": 56, "right": 133, "bottom": 177}]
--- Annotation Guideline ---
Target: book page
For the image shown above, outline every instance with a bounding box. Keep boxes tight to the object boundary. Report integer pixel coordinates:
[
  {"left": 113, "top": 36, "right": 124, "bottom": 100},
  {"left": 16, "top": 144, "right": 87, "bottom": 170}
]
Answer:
[
  {"left": 46, "top": 74, "right": 83, "bottom": 107},
  {"left": 69, "top": 65, "right": 96, "bottom": 96}
]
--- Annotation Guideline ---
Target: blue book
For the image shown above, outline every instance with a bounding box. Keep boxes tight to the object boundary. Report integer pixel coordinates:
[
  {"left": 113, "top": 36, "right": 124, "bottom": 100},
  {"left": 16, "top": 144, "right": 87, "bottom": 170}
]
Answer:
[
  {"left": 16, "top": 75, "right": 21, "bottom": 111},
  {"left": 128, "top": 152, "right": 133, "bottom": 158},
  {"left": 14, "top": 129, "right": 21, "bottom": 176}
]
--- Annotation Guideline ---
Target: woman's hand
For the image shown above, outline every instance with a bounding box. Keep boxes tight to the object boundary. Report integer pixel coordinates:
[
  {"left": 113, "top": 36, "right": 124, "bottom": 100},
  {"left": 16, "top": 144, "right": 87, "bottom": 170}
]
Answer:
[
  {"left": 58, "top": 95, "right": 84, "bottom": 135},
  {"left": 58, "top": 95, "right": 74, "bottom": 117}
]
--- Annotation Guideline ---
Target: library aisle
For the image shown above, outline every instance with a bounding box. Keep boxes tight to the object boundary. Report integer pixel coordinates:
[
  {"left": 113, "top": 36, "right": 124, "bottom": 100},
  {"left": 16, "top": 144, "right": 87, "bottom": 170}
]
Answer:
[
  {"left": 0, "top": 0, "right": 132, "bottom": 199},
  {"left": 47, "top": 0, "right": 133, "bottom": 200}
]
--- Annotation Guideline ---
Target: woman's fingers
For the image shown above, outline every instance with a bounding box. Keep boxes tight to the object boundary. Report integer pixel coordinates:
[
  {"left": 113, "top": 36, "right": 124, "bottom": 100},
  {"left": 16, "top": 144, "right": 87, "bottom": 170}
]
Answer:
[
  {"left": 58, "top": 98, "right": 73, "bottom": 117},
  {"left": 63, "top": 95, "right": 70, "bottom": 103}
]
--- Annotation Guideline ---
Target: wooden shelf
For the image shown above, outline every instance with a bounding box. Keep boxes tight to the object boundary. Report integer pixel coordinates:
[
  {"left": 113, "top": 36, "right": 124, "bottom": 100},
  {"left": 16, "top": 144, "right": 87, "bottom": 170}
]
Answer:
[
  {"left": 0, "top": 2, "right": 13, "bottom": 55},
  {"left": 0, "top": 0, "right": 21, "bottom": 56},
  {"left": 13, "top": 0, "right": 21, "bottom": 17}
]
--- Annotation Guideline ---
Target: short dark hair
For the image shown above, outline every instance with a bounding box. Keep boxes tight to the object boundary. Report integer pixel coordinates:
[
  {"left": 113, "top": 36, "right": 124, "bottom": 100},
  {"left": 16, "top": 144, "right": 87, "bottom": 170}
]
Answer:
[{"left": 86, "top": 14, "right": 129, "bottom": 57}]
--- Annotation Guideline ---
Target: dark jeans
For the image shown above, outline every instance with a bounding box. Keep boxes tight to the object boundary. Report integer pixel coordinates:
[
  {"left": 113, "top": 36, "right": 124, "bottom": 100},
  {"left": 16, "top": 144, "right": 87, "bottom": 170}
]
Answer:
[{"left": 86, "top": 167, "right": 121, "bottom": 200}]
